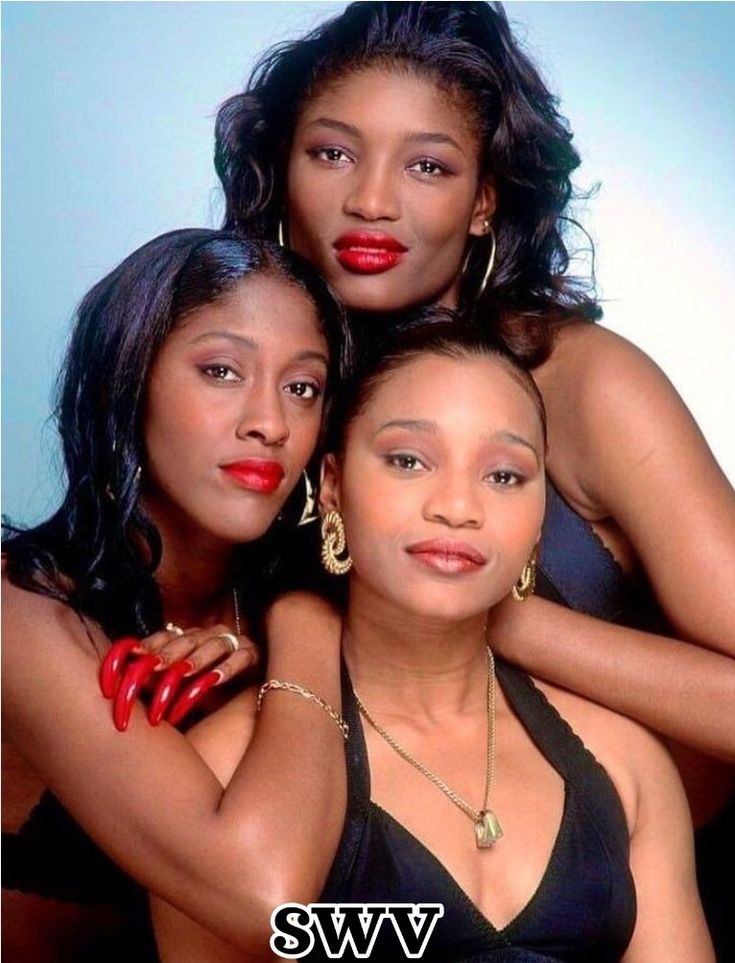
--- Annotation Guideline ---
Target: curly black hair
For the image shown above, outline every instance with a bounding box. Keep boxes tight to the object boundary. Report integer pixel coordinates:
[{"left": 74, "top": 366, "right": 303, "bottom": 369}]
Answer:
[{"left": 215, "top": 1, "right": 600, "bottom": 366}]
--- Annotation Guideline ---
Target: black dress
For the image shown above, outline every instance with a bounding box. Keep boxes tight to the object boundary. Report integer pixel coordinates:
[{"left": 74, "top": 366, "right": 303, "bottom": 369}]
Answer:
[
  {"left": 314, "top": 659, "right": 637, "bottom": 962},
  {"left": 537, "top": 478, "right": 734, "bottom": 962}
]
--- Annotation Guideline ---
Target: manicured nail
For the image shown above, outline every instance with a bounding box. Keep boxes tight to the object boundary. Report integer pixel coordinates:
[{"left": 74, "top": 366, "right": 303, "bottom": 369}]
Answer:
[
  {"left": 112, "top": 654, "right": 161, "bottom": 732},
  {"left": 147, "top": 661, "right": 191, "bottom": 726},
  {"left": 100, "top": 637, "right": 140, "bottom": 699},
  {"left": 167, "top": 670, "right": 223, "bottom": 727}
]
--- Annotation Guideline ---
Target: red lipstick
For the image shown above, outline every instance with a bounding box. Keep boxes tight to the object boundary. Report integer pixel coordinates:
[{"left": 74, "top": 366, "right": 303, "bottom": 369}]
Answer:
[
  {"left": 220, "top": 459, "right": 284, "bottom": 494},
  {"left": 405, "top": 539, "right": 487, "bottom": 575},
  {"left": 333, "top": 231, "right": 407, "bottom": 275}
]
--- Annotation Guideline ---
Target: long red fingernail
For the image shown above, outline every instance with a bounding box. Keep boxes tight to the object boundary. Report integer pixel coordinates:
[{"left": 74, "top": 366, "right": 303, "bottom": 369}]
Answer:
[
  {"left": 148, "top": 661, "right": 192, "bottom": 726},
  {"left": 100, "top": 638, "right": 140, "bottom": 699},
  {"left": 113, "top": 654, "right": 161, "bottom": 732},
  {"left": 167, "top": 670, "right": 223, "bottom": 727}
]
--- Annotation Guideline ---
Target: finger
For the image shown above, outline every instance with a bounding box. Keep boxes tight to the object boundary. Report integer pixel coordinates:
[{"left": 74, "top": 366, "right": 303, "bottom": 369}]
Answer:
[
  {"left": 167, "top": 670, "right": 223, "bottom": 727},
  {"left": 112, "top": 653, "right": 162, "bottom": 732},
  {"left": 149, "top": 629, "right": 205, "bottom": 670},
  {"left": 182, "top": 630, "right": 258, "bottom": 676},
  {"left": 100, "top": 637, "right": 143, "bottom": 699},
  {"left": 136, "top": 626, "right": 193, "bottom": 660},
  {"left": 147, "top": 659, "right": 194, "bottom": 726},
  {"left": 205, "top": 647, "right": 259, "bottom": 687}
]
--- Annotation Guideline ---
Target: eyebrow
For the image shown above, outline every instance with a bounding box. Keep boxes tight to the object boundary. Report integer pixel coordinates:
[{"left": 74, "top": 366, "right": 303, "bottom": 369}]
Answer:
[
  {"left": 372, "top": 418, "right": 437, "bottom": 438},
  {"left": 306, "top": 117, "right": 465, "bottom": 155},
  {"left": 373, "top": 420, "right": 540, "bottom": 462},
  {"left": 189, "top": 331, "right": 328, "bottom": 367},
  {"left": 491, "top": 430, "right": 541, "bottom": 464}
]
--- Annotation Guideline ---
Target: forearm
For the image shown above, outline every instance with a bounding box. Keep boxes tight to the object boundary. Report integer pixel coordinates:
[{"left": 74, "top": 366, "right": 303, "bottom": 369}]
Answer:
[
  {"left": 3, "top": 587, "right": 344, "bottom": 954},
  {"left": 217, "top": 593, "right": 345, "bottom": 908},
  {"left": 487, "top": 596, "right": 735, "bottom": 760}
]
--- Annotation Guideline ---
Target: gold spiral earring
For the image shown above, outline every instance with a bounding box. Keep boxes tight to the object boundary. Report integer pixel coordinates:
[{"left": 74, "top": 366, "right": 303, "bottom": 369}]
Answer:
[
  {"left": 320, "top": 510, "right": 353, "bottom": 576},
  {"left": 512, "top": 545, "right": 537, "bottom": 602}
]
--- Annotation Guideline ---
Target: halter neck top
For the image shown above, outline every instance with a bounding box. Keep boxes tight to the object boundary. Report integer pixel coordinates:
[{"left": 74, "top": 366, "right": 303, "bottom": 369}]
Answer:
[{"left": 315, "top": 660, "right": 636, "bottom": 962}]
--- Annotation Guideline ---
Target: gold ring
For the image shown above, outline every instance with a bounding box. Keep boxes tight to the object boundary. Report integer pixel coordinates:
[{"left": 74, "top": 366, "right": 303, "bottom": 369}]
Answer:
[
  {"left": 217, "top": 632, "right": 240, "bottom": 654},
  {"left": 165, "top": 623, "right": 184, "bottom": 637}
]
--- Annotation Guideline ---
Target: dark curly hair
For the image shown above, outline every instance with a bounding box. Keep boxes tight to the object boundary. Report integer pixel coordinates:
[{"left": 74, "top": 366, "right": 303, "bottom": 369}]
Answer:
[
  {"left": 215, "top": 1, "right": 600, "bottom": 366},
  {"left": 3, "top": 229, "right": 351, "bottom": 638}
]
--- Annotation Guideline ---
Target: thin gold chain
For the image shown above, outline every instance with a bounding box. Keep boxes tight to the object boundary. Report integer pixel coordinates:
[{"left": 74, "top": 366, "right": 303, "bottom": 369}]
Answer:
[
  {"left": 353, "top": 646, "right": 496, "bottom": 825},
  {"left": 232, "top": 586, "right": 243, "bottom": 635}
]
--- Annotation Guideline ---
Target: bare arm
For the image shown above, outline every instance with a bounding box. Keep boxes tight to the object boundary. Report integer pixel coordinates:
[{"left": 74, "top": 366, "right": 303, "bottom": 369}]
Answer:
[
  {"left": 623, "top": 727, "right": 714, "bottom": 962},
  {"left": 2, "top": 583, "right": 344, "bottom": 953},
  {"left": 492, "top": 326, "right": 735, "bottom": 757},
  {"left": 150, "top": 691, "right": 277, "bottom": 963},
  {"left": 488, "top": 596, "right": 735, "bottom": 760}
]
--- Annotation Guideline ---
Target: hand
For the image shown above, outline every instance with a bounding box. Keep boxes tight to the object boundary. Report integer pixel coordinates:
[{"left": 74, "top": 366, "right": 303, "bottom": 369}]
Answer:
[{"left": 100, "top": 625, "right": 258, "bottom": 732}]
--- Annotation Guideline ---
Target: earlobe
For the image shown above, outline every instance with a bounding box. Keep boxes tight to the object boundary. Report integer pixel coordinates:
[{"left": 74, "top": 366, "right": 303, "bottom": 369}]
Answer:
[
  {"left": 318, "top": 453, "right": 342, "bottom": 513},
  {"left": 468, "top": 180, "right": 497, "bottom": 238}
]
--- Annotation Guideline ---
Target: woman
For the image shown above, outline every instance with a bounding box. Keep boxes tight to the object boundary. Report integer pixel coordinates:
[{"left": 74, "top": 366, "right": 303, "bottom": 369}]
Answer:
[
  {"left": 2, "top": 228, "right": 353, "bottom": 958},
  {"left": 210, "top": 2, "right": 735, "bottom": 952},
  {"left": 151, "top": 319, "right": 714, "bottom": 962}
]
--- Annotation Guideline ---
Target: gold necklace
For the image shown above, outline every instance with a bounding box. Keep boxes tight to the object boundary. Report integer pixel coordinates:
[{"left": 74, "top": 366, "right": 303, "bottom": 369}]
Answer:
[
  {"left": 232, "top": 585, "right": 243, "bottom": 635},
  {"left": 353, "top": 646, "right": 503, "bottom": 849}
]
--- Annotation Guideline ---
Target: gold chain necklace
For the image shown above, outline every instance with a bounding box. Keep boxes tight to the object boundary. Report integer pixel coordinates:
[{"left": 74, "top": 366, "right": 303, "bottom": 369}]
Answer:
[
  {"left": 232, "top": 585, "right": 243, "bottom": 635},
  {"left": 353, "top": 646, "right": 503, "bottom": 848}
]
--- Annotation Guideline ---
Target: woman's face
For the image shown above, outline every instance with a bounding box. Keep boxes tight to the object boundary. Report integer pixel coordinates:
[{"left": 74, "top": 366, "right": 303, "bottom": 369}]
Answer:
[
  {"left": 321, "top": 353, "right": 545, "bottom": 623},
  {"left": 287, "top": 66, "right": 494, "bottom": 313},
  {"left": 143, "top": 274, "right": 328, "bottom": 547}
]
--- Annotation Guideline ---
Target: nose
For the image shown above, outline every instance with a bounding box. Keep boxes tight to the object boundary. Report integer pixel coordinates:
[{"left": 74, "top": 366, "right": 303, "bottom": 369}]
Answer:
[
  {"left": 423, "top": 471, "right": 484, "bottom": 529},
  {"left": 235, "top": 381, "right": 290, "bottom": 447},
  {"left": 343, "top": 160, "right": 400, "bottom": 222}
]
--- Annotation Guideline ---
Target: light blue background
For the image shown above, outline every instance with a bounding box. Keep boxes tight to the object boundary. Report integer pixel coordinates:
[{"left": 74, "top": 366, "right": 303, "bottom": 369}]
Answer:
[{"left": 3, "top": 1, "right": 734, "bottom": 525}]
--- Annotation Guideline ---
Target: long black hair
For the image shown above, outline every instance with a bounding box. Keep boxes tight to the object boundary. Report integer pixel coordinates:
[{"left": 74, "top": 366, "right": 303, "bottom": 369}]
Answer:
[
  {"left": 215, "top": 1, "right": 600, "bottom": 366},
  {"left": 3, "top": 229, "right": 350, "bottom": 638}
]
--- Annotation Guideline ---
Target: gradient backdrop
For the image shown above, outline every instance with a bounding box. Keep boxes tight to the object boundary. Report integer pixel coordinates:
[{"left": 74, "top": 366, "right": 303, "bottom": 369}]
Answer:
[{"left": 3, "top": 1, "right": 734, "bottom": 525}]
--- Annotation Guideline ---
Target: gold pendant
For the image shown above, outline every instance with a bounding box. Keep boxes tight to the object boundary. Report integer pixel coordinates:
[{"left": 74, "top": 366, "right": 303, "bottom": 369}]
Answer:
[{"left": 475, "top": 809, "right": 503, "bottom": 848}]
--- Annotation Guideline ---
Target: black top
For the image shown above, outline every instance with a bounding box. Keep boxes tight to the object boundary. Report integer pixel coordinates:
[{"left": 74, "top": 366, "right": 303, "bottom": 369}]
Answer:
[
  {"left": 537, "top": 478, "right": 734, "bottom": 961},
  {"left": 315, "top": 660, "right": 636, "bottom": 963}
]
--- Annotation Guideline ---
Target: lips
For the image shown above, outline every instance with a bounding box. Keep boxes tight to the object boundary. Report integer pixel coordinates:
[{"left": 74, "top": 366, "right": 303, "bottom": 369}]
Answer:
[
  {"left": 220, "top": 459, "right": 285, "bottom": 494},
  {"left": 405, "top": 539, "right": 487, "bottom": 575},
  {"left": 333, "top": 231, "right": 408, "bottom": 275}
]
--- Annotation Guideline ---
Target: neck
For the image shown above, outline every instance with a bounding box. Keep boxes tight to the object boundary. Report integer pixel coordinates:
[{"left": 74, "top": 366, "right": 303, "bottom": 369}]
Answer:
[
  {"left": 343, "top": 580, "right": 489, "bottom": 720},
  {"left": 143, "top": 498, "right": 240, "bottom": 631}
]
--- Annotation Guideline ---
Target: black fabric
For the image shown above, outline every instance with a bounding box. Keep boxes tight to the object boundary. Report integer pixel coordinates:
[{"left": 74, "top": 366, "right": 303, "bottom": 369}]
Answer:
[
  {"left": 537, "top": 477, "right": 734, "bottom": 961},
  {"left": 317, "top": 659, "right": 636, "bottom": 963}
]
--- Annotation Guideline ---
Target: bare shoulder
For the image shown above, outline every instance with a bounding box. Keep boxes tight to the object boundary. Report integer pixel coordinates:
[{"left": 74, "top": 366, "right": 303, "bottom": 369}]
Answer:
[
  {"left": 536, "top": 321, "right": 718, "bottom": 515},
  {"left": 533, "top": 676, "right": 679, "bottom": 832},
  {"left": 2, "top": 572, "right": 104, "bottom": 664},
  {"left": 184, "top": 687, "right": 259, "bottom": 788}
]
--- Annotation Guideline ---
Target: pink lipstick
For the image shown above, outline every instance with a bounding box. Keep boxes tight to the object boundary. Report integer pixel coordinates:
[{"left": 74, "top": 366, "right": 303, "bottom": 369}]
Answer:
[
  {"left": 334, "top": 231, "right": 408, "bottom": 275},
  {"left": 220, "top": 459, "right": 284, "bottom": 494},
  {"left": 405, "top": 539, "right": 487, "bottom": 575}
]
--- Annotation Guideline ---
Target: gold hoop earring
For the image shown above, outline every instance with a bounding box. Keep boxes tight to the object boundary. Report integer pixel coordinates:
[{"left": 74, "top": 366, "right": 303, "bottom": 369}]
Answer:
[
  {"left": 512, "top": 545, "right": 537, "bottom": 602},
  {"left": 297, "top": 470, "right": 318, "bottom": 527},
  {"left": 320, "top": 510, "right": 352, "bottom": 576},
  {"left": 277, "top": 218, "right": 288, "bottom": 248},
  {"left": 476, "top": 224, "right": 497, "bottom": 300}
]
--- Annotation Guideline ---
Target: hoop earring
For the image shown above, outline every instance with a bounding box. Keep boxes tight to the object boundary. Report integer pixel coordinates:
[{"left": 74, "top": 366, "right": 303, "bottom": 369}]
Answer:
[
  {"left": 320, "top": 510, "right": 352, "bottom": 576},
  {"left": 476, "top": 225, "right": 497, "bottom": 300},
  {"left": 277, "top": 218, "right": 288, "bottom": 248},
  {"left": 297, "top": 470, "right": 318, "bottom": 527},
  {"left": 512, "top": 545, "right": 537, "bottom": 602}
]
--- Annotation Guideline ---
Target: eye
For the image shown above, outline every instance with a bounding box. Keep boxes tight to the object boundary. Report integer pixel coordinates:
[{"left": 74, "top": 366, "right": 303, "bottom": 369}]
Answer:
[
  {"left": 407, "top": 158, "right": 448, "bottom": 177},
  {"left": 284, "top": 380, "right": 322, "bottom": 402},
  {"left": 201, "top": 364, "right": 241, "bottom": 383},
  {"left": 486, "top": 469, "right": 524, "bottom": 487},
  {"left": 384, "top": 453, "right": 428, "bottom": 473},
  {"left": 310, "top": 146, "right": 352, "bottom": 166}
]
